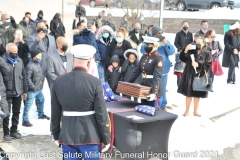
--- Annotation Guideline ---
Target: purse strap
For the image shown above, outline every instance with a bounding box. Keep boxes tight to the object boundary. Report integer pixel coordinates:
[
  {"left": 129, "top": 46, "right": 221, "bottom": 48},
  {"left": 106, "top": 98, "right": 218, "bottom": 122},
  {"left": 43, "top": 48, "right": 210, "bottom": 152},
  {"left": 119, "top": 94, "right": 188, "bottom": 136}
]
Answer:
[{"left": 197, "top": 70, "right": 209, "bottom": 85}]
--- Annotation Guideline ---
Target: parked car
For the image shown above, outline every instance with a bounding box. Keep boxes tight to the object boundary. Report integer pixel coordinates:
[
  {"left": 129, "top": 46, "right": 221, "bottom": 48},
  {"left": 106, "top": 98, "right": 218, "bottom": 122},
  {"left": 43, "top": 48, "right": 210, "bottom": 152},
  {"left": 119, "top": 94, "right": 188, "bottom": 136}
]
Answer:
[
  {"left": 228, "top": 0, "right": 240, "bottom": 9},
  {"left": 174, "top": 0, "right": 229, "bottom": 11}
]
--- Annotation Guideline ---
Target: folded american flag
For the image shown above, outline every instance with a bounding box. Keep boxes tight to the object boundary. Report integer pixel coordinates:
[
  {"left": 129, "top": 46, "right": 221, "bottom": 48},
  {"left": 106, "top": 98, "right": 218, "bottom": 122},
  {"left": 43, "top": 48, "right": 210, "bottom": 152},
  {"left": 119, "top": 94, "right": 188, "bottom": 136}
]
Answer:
[
  {"left": 102, "top": 82, "right": 118, "bottom": 102},
  {"left": 135, "top": 105, "right": 155, "bottom": 116}
]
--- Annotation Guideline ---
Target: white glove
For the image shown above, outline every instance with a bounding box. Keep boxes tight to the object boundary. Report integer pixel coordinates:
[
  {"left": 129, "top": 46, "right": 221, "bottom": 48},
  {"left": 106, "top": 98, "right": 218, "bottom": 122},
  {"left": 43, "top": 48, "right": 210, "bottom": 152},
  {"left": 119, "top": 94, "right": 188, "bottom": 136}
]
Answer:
[
  {"left": 101, "top": 143, "right": 110, "bottom": 152},
  {"left": 146, "top": 94, "right": 156, "bottom": 101},
  {"left": 54, "top": 140, "right": 61, "bottom": 148}
]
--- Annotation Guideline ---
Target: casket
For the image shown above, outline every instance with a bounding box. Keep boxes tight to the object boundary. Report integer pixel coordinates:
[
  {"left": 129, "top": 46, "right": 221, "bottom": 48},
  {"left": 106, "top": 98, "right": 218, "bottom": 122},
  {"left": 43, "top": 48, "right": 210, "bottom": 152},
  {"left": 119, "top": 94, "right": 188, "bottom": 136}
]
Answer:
[{"left": 116, "top": 81, "right": 151, "bottom": 99}]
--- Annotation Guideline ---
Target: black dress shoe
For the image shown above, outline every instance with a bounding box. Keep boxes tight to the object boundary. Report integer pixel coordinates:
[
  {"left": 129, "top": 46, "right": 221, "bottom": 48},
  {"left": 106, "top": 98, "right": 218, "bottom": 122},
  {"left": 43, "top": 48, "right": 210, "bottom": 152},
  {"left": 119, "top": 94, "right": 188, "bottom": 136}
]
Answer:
[
  {"left": 22, "top": 121, "right": 33, "bottom": 127},
  {"left": 39, "top": 114, "right": 50, "bottom": 120},
  {"left": 10, "top": 132, "right": 22, "bottom": 139},
  {"left": 4, "top": 135, "right": 12, "bottom": 141}
]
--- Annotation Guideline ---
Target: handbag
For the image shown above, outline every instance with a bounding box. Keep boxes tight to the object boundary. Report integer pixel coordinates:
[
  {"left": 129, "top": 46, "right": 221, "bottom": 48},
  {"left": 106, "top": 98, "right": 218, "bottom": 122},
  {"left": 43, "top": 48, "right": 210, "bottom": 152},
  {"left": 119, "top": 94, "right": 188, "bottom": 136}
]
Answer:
[
  {"left": 211, "top": 58, "right": 224, "bottom": 76},
  {"left": 192, "top": 70, "right": 213, "bottom": 92}
]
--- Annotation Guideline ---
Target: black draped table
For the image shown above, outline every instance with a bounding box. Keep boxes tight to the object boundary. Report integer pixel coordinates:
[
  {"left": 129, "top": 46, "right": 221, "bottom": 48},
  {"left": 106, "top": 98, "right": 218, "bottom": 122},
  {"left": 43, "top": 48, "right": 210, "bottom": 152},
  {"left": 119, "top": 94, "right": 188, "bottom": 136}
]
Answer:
[{"left": 106, "top": 96, "right": 178, "bottom": 160}]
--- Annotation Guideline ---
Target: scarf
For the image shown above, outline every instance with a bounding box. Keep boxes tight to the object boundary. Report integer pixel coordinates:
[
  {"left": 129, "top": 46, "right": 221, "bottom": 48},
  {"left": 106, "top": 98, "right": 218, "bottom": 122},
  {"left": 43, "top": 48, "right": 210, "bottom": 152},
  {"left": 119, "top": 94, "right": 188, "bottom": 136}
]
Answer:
[{"left": 5, "top": 52, "right": 18, "bottom": 65}]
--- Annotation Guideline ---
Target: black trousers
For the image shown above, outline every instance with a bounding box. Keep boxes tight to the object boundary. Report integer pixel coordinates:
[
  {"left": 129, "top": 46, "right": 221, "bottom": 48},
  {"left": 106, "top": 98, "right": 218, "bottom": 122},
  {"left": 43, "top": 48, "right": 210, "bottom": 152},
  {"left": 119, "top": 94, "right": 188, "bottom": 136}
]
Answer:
[
  {"left": 3, "top": 96, "right": 22, "bottom": 135},
  {"left": 227, "top": 56, "right": 236, "bottom": 83},
  {"left": 177, "top": 77, "right": 181, "bottom": 87}
]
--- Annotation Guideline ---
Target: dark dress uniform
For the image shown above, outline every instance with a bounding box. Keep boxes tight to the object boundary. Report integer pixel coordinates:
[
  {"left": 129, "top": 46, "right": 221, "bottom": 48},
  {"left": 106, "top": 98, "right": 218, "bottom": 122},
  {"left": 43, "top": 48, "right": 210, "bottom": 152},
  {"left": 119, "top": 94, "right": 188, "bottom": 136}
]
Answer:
[
  {"left": 128, "top": 50, "right": 164, "bottom": 108},
  {"left": 51, "top": 66, "right": 110, "bottom": 159}
]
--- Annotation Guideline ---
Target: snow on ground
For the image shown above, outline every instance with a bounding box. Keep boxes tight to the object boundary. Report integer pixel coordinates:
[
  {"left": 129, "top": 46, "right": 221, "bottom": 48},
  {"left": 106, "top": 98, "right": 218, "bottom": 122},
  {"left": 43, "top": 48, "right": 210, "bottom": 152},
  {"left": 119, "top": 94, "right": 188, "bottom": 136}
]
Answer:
[{"left": 15, "top": 33, "right": 240, "bottom": 160}]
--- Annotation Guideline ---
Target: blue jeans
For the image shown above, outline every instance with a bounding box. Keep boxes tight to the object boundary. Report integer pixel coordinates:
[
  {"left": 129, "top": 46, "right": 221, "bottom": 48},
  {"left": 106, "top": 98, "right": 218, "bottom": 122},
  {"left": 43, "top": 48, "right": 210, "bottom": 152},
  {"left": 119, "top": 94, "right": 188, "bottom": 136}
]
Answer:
[
  {"left": 98, "top": 62, "right": 105, "bottom": 84},
  {"left": 22, "top": 90, "right": 45, "bottom": 122},
  {"left": 159, "top": 74, "right": 168, "bottom": 109},
  {"left": 62, "top": 144, "right": 101, "bottom": 160}
]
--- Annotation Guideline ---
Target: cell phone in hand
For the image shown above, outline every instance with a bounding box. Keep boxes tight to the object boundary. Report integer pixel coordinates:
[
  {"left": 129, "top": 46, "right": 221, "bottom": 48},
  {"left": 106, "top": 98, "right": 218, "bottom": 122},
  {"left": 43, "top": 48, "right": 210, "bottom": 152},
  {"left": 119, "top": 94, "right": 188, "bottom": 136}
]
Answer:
[{"left": 191, "top": 45, "right": 196, "bottom": 50}]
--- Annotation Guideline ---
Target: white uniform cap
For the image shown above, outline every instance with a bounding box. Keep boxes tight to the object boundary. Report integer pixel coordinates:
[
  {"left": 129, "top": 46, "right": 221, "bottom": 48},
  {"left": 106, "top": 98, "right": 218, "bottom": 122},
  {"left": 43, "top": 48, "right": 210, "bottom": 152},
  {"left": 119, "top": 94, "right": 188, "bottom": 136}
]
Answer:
[
  {"left": 70, "top": 44, "right": 96, "bottom": 60},
  {"left": 142, "top": 36, "right": 159, "bottom": 44},
  {"left": 229, "top": 22, "right": 240, "bottom": 30}
]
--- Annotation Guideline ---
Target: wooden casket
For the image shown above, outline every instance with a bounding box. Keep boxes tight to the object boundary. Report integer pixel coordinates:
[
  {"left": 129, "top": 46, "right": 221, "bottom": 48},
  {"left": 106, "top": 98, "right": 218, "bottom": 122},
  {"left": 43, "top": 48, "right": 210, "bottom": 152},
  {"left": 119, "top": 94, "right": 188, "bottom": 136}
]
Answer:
[{"left": 116, "top": 81, "right": 151, "bottom": 99}]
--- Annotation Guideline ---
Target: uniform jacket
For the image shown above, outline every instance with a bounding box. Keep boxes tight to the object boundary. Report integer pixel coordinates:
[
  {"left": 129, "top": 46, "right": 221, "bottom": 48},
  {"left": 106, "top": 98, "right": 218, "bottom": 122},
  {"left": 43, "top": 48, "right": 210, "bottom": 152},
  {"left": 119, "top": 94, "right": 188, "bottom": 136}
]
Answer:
[
  {"left": 0, "top": 24, "right": 28, "bottom": 49},
  {"left": 73, "top": 29, "right": 100, "bottom": 62},
  {"left": 47, "top": 51, "right": 73, "bottom": 90},
  {"left": 28, "top": 33, "right": 57, "bottom": 75},
  {"left": 2, "top": 53, "right": 27, "bottom": 96},
  {"left": 141, "top": 41, "right": 175, "bottom": 74},
  {"left": 128, "top": 51, "right": 164, "bottom": 97},
  {"left": 25, "top": 60, "right": 44, "bottom": 92},
  {"left": 19, "top": 20, "right": 35, "bottom": 37},
  {"left": 206, "top": 40, "right": 223, "bottom": 61},
  {"left": 0, "top": 57, "right": 10, "bottom": 117},
  {"left": 51, "top": 67, "right": 110, "bottom": 145},
  {"left": 222, "top": 34, "right": 240, "bottom": 68},
  {"left": 174, "top": 30, "right": 193, "bottom": 52}
]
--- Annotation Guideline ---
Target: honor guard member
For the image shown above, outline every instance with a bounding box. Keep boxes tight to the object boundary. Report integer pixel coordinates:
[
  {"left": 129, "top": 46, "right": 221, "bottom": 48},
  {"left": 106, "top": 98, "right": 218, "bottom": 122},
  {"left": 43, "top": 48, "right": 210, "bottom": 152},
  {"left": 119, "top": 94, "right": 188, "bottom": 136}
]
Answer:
[
  {"left": 51, "top": 44, "right": 110, "bottom": 160},
  {"left": 128, "top": 36, "right": 164, "bottom": 109}
]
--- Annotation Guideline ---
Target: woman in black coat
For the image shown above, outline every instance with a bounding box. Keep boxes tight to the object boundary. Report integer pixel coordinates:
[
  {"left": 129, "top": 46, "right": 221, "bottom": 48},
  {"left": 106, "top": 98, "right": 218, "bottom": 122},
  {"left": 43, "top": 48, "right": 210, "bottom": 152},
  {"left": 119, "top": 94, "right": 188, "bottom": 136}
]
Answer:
[
  {"left": 222, "top": 22, "right": 240, "bottom": 84},
  {"left": 177, "top": 37, "right": 212, "bottom": 117},
  {"left": 50, "top": 13, "right": 66, "bottom": 39},
  {"left": 105, "top": 28, "right": 132, "bottom": 69}
]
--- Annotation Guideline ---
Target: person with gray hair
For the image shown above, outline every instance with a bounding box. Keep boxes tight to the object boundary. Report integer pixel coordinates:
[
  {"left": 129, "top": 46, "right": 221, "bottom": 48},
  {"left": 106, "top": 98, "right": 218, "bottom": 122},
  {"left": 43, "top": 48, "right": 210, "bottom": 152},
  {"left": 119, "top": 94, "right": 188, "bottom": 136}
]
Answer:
[{"left": 2, "top": 43, "right": 27, "bottom": 141}]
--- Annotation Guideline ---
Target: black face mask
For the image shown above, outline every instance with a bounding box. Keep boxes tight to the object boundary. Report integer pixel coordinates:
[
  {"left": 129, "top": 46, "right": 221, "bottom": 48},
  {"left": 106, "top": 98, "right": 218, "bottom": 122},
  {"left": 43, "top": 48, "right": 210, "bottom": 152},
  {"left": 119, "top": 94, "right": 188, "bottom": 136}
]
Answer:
[
  {"left": 61, "top": 45, "right": 68, "bottom": 52},
  {"left": 196, "top": 44, "right": 201, "bottom": 50},
  {"left": 134, "top": 28, "right": 140, "bottom": 33},
  {"left": 38, "top": 16, "right": 43, "bottom": 20},
  {"left": 10, "top": 52, "right": 18, "bottom": 59},
  {"left": 183, "top": 27, "right": 188, "bottom": 31},
  {"left": 37, "top": 28, "right": 47, "bottom": 33},
  {"left": 144, "top": 46, "right": 153, "bottom": 53}
]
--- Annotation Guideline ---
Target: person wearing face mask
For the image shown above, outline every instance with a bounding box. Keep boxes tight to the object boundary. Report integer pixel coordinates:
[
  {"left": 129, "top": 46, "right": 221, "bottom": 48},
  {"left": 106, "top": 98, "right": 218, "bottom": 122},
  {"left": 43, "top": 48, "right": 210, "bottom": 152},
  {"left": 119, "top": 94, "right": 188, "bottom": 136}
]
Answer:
[
  {"left": 19, "top": 16, "right": 35, "bottom": 37},
  {"left": 34, "top": 10, "right": 49, "bottom": 30},
  {"left": 47, "top": 36, "right": 73, "bottom": 92},
  {"left": 96, "top": 25, "right": 116, "bottom": 83},
  {"left": 50, "top": 13, "right": 66, "bottom": 39},
  {"left": 126, "top": 22, "right": 144, "bottom": 56},
  {"left": 51, "top": 44, "right": 110, "bottom": 158},
  {"left": 106, "top": 28, "right": 132, "bottom": 71},
  {"left": 141, "top": 26, "right": 175, "bottom": 111},
  {"left": 178, "top": 37, "right": 212, "bottom": 117},
  {"left": 196, "top": 20, "right": 209, "bottom": 37},
  {"left": 128, "top": 36, "right": 163, "bottom": 108},
  {"left": 204, "top": 29, "right": 223, "bottom": 84},
  {"left": 2, "top": 43, "right": 27, "bottom": 141},
  {"left": 145, "top": 25, "right": 153, "bottom": 36},
  {"left": 75, "top": 1, "right": 86, "bottom": 22},
  {"left": 23, "top": 49, "right": 50, "bottom": 127},
  {"left": 174, "top": 21, "right": 193, "bottom": 87},
  {"left": 28, "top": 20, "right": 56, "bottom": 89},
  {"left": 0, "top": 14, "right": 28, "bottom": 51},
  {"left": 73, "top": 18, "right": 100, "bottom": 63}
]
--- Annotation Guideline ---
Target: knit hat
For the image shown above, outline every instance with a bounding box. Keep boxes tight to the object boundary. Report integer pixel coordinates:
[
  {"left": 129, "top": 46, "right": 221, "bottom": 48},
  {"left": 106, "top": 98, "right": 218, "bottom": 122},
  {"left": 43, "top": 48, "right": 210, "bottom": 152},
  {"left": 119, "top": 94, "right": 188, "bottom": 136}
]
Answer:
[
  {"left": 31, "top": 49, "right": 41, "bottom": 58},
  {"left": 152, "top": 26, "right": 162, "bottom": 36}
]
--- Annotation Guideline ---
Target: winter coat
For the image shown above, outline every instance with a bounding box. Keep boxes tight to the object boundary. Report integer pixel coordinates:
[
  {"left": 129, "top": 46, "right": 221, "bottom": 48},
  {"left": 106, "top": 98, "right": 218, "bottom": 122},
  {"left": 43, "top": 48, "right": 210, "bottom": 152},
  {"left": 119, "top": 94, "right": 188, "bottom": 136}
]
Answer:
[
  {"left": 2, "top": 53, "right": 28, "bottom": 96},
  {"left": 75, "top": 5, "right": 86, "bottom": 17},
  {"left": 25, "top": 60, "right": 44, "bottom": 92},
  {"left": 174, "top": 30, "right": 193, "bottom": 52},
  {"left": 0, "top": 39, "right": 5, "bottom": 57},
  {"left": 126, "top": 30, "right": 144, "bottom": 56},
  {"left": 206, "top": 40, "right": 223, "bottom": 61},
  {"left": 96, "top": 25, "right": 115, "bottom": 66},
  {"left": 177, "top": 47, "right": 212, "bottom": 98},
  {"left": 222, "top": 33, "right": 240, "bottom": 68},
  {"left": 19, "top": 20, "right": 35, "bottom": 37},
  {"left": 195, "top": 30, "right": 205, "bottom": 37},
  {"left": 106, "top": 39, "right": 132, "bottom": 67},
  {"left": 50, "top": 13, "right": 66, "bottom": 39},
  {"left": 73, "top": 29, "right": 100, "bottom": 62},
  {"left": 105, "top": 55, "right": 121, "bottom": 91},
  {"left": 141, "top": 41, "right": 175, "bottom": 74},
  {"left": 8, "top": 39, "right": 29, "bottom": 67},
  {"left": 0, "top": 24, "right": 28, "bottom": 49},
  {"left": 174, "top": 53, "right": 186, "bottom": 72},
  {"left": 0, "top": 57, "right": 10, "bottom": 117}
]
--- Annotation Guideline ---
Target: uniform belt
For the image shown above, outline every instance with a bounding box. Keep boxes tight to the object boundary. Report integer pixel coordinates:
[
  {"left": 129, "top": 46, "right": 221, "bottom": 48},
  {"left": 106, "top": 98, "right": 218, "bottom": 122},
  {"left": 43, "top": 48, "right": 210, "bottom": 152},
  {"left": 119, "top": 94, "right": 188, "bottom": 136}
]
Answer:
[
  {"left": 62, "top": 111, "right": 95, "bottom": 116},
  {"left": 142, "top": 74, "right": 153, "bottom": 78}
]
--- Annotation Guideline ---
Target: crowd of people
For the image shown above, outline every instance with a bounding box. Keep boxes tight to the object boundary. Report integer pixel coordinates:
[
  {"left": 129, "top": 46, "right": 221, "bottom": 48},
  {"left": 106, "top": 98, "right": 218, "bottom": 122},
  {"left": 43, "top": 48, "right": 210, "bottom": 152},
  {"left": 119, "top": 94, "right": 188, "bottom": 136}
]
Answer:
[{"left": 0, "top": 3, "right": 239, "bottom": 156}]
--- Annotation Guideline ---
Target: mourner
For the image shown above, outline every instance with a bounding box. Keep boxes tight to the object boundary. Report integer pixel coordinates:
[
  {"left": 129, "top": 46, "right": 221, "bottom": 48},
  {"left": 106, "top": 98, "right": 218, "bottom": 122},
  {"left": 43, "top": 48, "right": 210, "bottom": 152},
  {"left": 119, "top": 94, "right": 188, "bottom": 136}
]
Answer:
[
  {"left": 51, "top": 44, "right": 110, "bottom": 159},
  {"left": 128, "top": 36, "right": 164, "bottom": 109}
]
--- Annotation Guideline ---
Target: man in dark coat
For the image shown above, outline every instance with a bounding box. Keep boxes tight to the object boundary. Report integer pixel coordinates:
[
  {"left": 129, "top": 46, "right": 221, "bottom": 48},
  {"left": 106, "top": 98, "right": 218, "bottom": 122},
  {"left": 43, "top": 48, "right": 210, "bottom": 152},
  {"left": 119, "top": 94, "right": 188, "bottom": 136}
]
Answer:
[
  {"left": 2, "top": 43, "right": 27, "bottom": 141},
  {"left": 50, "top": 13, "right": 66, "bottom": 39},
  {"left": 195, "top": 20, "right": 208, "bottom": 37},
  {"left": 51, "top": 44, "right": 110, "bottom": 158}
]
